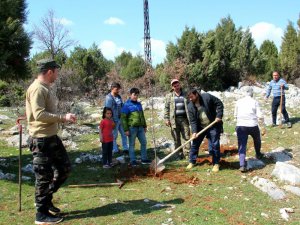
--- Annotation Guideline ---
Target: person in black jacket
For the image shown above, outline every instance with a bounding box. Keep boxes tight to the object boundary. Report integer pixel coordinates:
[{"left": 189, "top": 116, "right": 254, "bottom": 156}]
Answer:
[{"left": 186, "top": 89, "right": 223, "bottom": 172}]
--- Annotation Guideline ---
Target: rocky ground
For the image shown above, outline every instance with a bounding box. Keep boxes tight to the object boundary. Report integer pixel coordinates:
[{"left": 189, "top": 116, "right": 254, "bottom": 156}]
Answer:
[{"left": 1, "top": 83, "right": 300, "bottom": 222}]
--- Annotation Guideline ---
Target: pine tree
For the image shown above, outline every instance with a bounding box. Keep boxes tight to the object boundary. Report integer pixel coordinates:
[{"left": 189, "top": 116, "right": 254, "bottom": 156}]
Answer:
[
  {"left": 0, "top": 0, "right": 31, "bottom": 80},
  {"left": 259, "top": 40, "right": 279, "bottom": 81},
  {"left": 280, "top": 21, "right": 298, "bottom": 81}
]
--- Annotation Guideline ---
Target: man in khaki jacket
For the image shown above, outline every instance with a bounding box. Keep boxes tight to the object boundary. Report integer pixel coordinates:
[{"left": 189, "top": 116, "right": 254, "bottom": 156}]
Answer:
[
  {"left": 26, "top": 59, "right": 76, "bottom": 224},
  {"left": 164, "top": 79, "right": 190, "bottom": 159}
]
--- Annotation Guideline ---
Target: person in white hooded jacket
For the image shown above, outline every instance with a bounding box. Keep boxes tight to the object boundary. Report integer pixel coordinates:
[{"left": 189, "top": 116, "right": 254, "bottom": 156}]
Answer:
[{"left": 234, "top": 86, "right": 265, "bottom": 172}]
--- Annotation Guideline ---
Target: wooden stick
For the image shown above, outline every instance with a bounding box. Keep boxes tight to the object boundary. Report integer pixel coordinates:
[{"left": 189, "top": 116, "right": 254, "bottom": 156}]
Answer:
[
  {"left": 153, "top": 120, "right": 218, "bottom": 169},
  {"left": 68, "top": 180, "right": 125, "bottom": 189},
  {"left": 279, "top": 86, "right": 283, "bottom": 127},
  {"left": 16, "top": 115, "right": 26, "bottom": 212}
]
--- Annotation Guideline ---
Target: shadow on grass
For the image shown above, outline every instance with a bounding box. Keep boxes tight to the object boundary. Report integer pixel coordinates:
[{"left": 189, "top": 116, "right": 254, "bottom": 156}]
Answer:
[
  {"left": 290, "top": 117, "right": 300, "bottom": 124},
  {"left": 0, "top": 138, "right": 295, "bottom": 186},
  {"left": 63, "top": 198, "right": 184, "bottom": 220},
  {"left": 195, "top": 154, "right": 241, "bottom": 170},
  {"left": 194, "top": 147, "right": 293, "bottom": 172}
]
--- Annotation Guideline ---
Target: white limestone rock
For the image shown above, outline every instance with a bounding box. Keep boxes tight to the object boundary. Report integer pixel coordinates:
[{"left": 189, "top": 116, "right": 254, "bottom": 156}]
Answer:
[
  {"left": 251, "top": 176, "right": 286, "bottom": 200},
  {"left": 271, "top": 162, "right": 300, "bottom": 185}
]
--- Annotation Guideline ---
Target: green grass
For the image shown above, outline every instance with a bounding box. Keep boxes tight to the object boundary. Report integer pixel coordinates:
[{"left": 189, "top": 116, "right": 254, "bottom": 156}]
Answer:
[{"left": 1, "top": 104, "right": 300, "bottom": 225}]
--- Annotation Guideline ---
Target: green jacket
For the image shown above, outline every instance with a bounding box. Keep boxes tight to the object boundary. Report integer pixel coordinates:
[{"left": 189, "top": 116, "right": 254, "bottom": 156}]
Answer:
[
  {"left": 121, "top": 99, "right": 147, "bottom": 132},
  {"left": 164, "top": 89, "right": 190, "bottom": 128}
]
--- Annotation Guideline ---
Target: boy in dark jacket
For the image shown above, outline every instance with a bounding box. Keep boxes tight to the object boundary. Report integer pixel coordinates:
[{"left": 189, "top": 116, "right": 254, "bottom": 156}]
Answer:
[
  {"left": 121, "top": 88, "right": 151, "bottom": 166},
  {"left": 187, "top": 89, "right": 223, "bottom": 172}
]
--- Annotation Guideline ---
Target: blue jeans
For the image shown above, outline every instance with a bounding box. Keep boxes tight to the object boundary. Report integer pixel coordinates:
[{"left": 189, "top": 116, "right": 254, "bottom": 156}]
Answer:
[
  {"left": 128, "top": 126, "right": 147, "bottom": 163},
  {"left": 190, "top": 126, "right": 220, "bottom": 165},
  {"left": 236, "top": 126, "right": 261, "bottom": 167},
  {"left": 113, "top": 120, "right": 128, "bottom": 152}
]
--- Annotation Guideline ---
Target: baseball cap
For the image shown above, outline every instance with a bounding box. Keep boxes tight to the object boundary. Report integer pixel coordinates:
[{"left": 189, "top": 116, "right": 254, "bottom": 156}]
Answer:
[
  {"left": 171, "top": 79, "right": 179, "bottom": 86},
  {"left": 37, "top": 59, "right": 61, "bottom": 72}
]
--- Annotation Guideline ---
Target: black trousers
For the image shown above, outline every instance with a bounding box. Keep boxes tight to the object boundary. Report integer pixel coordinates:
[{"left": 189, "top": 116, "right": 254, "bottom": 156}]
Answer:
[
  {"left": 102, "top": 141, "right": 113, "bottom": 165},
  {"left": 29, "top": 135, "right": 71, "bottom": 213},
  {"left": 271, "top": 96, "right": 289, "bottom": 124}
]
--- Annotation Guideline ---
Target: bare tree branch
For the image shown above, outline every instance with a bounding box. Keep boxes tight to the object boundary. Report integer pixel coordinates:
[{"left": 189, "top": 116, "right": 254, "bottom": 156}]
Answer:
[{"left": 33, "top": 9, "right": 76, "bottom": 58}]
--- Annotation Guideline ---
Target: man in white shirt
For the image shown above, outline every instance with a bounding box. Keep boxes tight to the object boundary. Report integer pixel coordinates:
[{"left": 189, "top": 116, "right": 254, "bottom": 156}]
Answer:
[{"left": 234, "top": 87, "right": 264, "bottom": 172}]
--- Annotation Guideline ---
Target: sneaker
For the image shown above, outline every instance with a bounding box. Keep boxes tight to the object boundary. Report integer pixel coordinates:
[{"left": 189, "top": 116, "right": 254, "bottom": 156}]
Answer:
[
  {"left": 103, "top": 164, "right": 111, "bottom": 169},
  {"left": 239, "top": 166, "right": 248, "bottom": 173},
  {"left": 35, "top": 212, "right": 63, "bottom": 224},
  {"left": 110, "top": 161, "right": 118, "bottom": 167},
  {"left": 255, "top": 153, "right": 265, "bottom": 160},
  {"left": 130, "top": 161, "right": 138, "bottom": 167},
  {"left": 212, "top": 164, "right": 220, "bottom": 172},
  {"left": 271, "top": 124, "right": 276, "bottom": 127},
  {"left": 141, "top": 159, "right": 151, "bottom": 165},
  {"left": 286, "top": 122, "right": 292, "bottom": 128},
  {"left": 48, "top": 204, "right": 60, "bottom": 215},
  {"left": 186, "top": 163, "right": 195, "bottom": 170}
]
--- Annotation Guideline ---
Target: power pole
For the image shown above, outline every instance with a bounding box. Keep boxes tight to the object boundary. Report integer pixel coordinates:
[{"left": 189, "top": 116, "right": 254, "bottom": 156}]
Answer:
[
  {"left": 143, "top": 0, "right": 157, "bottom": 174},
  {"left": 143, "top": 0, "right": 152, "bottom": 66}
]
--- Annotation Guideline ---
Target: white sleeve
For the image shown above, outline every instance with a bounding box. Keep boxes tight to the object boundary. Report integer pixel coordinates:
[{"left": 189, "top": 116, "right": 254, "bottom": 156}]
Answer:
[{"left": 256, "top": 101, "right": 263, "bottom": 119}]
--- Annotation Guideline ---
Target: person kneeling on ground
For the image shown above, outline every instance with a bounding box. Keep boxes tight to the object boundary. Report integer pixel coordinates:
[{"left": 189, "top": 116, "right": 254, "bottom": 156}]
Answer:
[
  {"left": 121, "top": 88, "right": 151, "bottom": 166},
  {"left": 234, "top": 86, "right": 265, "bottom": 172}
]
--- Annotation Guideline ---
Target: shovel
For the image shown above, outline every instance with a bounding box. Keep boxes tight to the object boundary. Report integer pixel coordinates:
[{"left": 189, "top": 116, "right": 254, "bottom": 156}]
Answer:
[
  {"left": 151, "top": 120, "right": 218, "bottom": 173},
  {"left": 16, "top": 116, "right": 26, "bottom": 212},
  {"left": 279, "top": 86, "right": 283, "bottom": 128}
]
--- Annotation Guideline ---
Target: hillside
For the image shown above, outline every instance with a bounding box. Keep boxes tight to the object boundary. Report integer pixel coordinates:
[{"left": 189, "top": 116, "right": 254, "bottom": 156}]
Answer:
[{"left": 0, "top": 85, "right": 300, "bottom": 224}]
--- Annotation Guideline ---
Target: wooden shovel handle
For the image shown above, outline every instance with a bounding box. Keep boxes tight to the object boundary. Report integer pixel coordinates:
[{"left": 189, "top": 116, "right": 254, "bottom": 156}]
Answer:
[
  {"left": 279, "top": 86, "right": 283, "bottom": 125},
  {"left": 157, "top": 120, "right": 219, "bottom": 165}
]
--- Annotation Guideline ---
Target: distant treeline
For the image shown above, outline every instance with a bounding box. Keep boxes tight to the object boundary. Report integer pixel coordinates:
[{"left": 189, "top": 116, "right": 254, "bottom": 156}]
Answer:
[{"left": 1, "top": 1, "right": 300, "bottom": 107}]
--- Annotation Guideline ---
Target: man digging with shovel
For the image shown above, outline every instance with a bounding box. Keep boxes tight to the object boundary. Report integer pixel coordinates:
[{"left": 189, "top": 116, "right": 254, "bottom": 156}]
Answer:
[{"left": 186, "top": 89, "right": 223, "bottom": 172}]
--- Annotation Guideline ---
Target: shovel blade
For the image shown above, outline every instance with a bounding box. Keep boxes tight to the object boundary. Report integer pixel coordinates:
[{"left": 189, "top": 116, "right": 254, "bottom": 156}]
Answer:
[{"left": 150, "top": 157, "right": 165, "bottom": 173}]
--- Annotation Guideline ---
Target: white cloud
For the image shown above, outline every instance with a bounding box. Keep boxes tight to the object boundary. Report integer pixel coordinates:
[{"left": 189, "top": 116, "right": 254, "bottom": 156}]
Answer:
[
  {"left": 99, "top": 40, "right": 126, "bottom": 60},
  {"left": 104, "top": 17, "right": 125, "bottom": 25},
  {"left": 139, "top": 38, "right": 166, "bottom": 65},
  {"left": 249, "top": 22, "right": 283, "bottom": 48},
  {"left": 54, "top": 17, "right": 73, "bottom": 26},
  {"left": 99, "top": 38, "right": 166, "bottom": 65}
]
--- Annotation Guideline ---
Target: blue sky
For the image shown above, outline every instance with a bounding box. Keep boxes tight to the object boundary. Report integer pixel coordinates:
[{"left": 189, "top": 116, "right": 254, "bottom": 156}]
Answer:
[{"left": 26, "top": 0, "right": 300, "bottom": 65}]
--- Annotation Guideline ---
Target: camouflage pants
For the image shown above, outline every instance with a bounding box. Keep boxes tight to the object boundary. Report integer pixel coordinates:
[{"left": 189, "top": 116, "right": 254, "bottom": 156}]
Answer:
[
  {"left": 29, "top": 135, "right": 71, "bottom": 213},
  {"left": 171, "top": 117, "right": 190, "bottom": 157}
]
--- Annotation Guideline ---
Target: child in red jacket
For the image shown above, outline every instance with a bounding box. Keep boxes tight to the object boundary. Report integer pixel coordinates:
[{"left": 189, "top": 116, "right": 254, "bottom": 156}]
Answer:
[{"left": 99, "top": 107, "right": 115, "bottom": 168}]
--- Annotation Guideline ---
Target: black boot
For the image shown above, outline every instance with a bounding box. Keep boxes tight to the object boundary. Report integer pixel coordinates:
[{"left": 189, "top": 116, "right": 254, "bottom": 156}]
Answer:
[
  {"left": 35, "top": 211, "right": 63, "bottom": 224},
  {"left": 256, "top": 152, "right": 265, "bottom": 160},
  {"left": 49, "top": 203, "right": 61, "bottom": 215}
]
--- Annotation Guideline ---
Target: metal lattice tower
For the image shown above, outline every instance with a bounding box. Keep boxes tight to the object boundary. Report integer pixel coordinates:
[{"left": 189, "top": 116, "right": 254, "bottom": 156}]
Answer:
[{"left": 143, "top": 0, "right": 152, "bottom": 66}]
